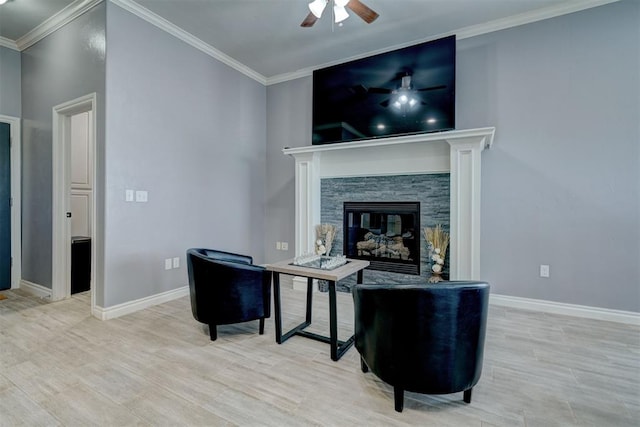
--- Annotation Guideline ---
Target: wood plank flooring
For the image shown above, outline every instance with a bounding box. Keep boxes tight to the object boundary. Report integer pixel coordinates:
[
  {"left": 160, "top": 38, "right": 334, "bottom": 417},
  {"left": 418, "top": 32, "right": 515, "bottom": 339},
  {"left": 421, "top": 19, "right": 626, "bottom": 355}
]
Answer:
[{"left": 0, "top": 286, "right": 638, "bottom": 426}]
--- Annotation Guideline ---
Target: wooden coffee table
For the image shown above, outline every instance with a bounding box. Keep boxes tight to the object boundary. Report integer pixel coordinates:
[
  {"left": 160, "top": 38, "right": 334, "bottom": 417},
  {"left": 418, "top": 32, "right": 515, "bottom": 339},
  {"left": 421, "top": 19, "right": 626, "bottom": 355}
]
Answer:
[{"left": 266, "top": 258, "right": 369, "bottom": 361}]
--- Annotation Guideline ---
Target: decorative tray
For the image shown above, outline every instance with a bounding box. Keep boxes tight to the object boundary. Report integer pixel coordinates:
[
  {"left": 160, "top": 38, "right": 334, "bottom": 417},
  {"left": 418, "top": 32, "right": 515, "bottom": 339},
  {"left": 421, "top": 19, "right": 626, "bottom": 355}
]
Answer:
[{"left": 291, "top": 254, "right": 349, "bottom": 270}]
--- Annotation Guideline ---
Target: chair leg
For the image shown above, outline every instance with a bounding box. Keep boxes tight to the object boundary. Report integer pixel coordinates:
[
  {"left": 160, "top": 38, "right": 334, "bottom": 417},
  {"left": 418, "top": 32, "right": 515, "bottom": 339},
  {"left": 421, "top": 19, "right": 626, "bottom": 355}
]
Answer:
[
  {"left": 394, "top": 386, "right": 404, "bottom": 412},
  {"left": 208, "top": 324, "right": 217, "bottom": 341},
  {"left": 463, "top": 388, "right": 472, "bottom": 403},
  {"left": 360, "top": 356, "right": 369, "bottom": 373},
  {"left": 259, "top": 318, "right": 265, "bottom": 335}
]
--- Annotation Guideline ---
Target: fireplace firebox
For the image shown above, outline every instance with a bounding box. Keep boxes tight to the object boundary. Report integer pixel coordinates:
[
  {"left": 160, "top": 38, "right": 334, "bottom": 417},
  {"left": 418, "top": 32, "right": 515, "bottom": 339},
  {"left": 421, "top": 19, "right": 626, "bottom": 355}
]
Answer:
[{"left": 343, "top": 202, "right": 420, "bottom": 275}]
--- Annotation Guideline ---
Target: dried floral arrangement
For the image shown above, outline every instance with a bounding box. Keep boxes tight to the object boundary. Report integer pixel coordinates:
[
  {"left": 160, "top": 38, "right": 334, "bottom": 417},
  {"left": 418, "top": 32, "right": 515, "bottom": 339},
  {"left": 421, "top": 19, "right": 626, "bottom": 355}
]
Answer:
[
  {"left": 424, "top": 224, "right": 450, "bottom": 281},
  {"left": 315, "top": 224, "right": 337, "bottom": 256}
]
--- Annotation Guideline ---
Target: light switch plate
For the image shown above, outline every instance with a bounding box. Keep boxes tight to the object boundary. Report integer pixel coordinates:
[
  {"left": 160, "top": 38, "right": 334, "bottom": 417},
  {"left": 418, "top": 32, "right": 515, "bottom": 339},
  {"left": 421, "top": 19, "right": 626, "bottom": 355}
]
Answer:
[
  {"left": 172, "top": 257, "right": 180, "bottom": 268},
  {"left": 125, "top": 189, "right": 134, "bottom": 202},
  {"left": 281, "top": 242, "right": 288, "bottom": 251},
  {"left": 165, "top": 258, "right": 172, "bottom": 270}
]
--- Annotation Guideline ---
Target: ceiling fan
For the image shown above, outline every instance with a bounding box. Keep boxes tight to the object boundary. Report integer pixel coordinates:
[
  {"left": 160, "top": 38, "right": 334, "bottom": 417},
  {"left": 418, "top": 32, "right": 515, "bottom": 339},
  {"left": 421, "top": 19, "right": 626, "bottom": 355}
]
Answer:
[{"left": 301, "top": 0, "right": 379, "bottom": 28}]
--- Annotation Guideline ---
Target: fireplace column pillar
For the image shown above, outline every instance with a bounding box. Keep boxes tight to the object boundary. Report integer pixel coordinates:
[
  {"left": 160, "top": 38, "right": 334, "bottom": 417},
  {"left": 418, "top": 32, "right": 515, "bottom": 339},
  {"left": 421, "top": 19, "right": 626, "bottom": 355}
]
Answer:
[
  {"left": 292, "top": 151, "right": 321, "bottom": 256},
  {"left": 446, "top": 135, "right": 491, "bottom": 280}
]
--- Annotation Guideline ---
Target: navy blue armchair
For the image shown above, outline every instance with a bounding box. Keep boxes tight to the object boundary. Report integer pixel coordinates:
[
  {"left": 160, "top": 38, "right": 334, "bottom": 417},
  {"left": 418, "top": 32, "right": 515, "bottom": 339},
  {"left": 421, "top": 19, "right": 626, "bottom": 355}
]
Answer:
[
  {"left": 353, "top": 281, "right": 490, "bottom": 412},
  {"left": 186, "top": 248, "right": 271, "bottom": 341}
]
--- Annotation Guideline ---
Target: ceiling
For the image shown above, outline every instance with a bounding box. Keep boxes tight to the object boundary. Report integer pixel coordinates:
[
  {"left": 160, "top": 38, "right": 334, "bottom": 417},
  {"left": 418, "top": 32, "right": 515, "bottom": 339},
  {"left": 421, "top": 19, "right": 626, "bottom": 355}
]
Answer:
[{"left": 0, "top": 0, "right": 615, "bottom": 80}]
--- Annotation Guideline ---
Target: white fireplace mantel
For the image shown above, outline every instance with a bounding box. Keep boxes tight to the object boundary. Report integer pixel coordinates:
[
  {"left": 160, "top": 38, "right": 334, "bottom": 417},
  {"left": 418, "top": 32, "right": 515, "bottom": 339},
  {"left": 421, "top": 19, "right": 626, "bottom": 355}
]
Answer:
[{"left": 283, "top": 127, "right": 495, "bottom": 280}]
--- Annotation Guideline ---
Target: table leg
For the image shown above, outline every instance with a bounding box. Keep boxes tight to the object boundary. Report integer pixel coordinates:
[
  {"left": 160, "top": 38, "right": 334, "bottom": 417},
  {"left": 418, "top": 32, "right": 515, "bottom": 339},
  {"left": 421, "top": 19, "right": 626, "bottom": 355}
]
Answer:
[
  {"left": 329, "top": 280, "right": 338, "bottom": 361},
  {"left": 273, "top": 272, "right": 283, "bottom": 344},
  {"left": 306, "top": 277, "right": 313, "bottom": 323},
  {"left": 275, "top": 274, "right": 313, "bottom": 344},
  {"left": 357, "top": 269, "right": 364, "bottom": 284}
]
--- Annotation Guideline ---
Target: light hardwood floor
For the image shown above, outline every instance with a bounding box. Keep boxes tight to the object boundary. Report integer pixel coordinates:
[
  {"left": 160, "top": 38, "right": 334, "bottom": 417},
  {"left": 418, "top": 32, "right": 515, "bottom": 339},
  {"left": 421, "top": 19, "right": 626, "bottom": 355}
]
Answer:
[{"left": 0, "top": 286, "right": 638, "bottom": 426}]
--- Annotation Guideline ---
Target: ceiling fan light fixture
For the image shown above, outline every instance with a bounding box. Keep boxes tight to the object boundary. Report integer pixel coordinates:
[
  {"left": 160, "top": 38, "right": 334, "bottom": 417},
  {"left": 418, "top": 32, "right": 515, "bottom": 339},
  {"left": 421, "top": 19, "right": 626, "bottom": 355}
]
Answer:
[
  {"left": 309, "top": 0, "right": 328, "bottom": 18},
  {"left": 334, "top": 5, "right": 349, "bottom": 23}
]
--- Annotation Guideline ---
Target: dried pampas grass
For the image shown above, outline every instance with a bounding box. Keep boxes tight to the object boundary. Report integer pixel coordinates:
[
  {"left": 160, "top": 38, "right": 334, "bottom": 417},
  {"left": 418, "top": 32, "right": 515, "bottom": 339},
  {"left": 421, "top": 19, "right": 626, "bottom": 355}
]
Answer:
[
  {"left": 424, "top": 224, "right": 449, "bottom": 257},
  {"left": 315, "top": 224, "right": 337, "bottom": 256}
]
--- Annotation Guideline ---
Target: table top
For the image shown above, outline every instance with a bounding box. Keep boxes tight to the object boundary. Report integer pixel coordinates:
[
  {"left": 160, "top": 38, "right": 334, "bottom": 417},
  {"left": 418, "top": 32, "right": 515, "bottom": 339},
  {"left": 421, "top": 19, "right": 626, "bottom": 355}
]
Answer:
[{"left": 266, "top": 258, "right": 370, "bottom": 282}]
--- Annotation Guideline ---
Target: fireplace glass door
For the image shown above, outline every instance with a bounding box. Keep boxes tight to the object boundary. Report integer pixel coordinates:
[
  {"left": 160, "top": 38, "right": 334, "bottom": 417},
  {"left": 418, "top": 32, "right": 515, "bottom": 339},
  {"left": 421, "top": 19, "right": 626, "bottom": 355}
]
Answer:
[{"left": 343, "top": 202, "right": 420, "bottom": 275}]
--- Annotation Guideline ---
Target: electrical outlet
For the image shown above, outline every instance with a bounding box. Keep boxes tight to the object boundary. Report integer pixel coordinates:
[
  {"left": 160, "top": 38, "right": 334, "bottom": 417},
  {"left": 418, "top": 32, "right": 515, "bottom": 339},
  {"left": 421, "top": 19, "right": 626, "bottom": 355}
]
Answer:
[
  {"left": 281, "top": 242, "right": 288, "bottom": 251},
  {"left": 276, "top": 241, "right": 281, "bottom": 250},
  {"left": 164, "top": 258, "right": 172, "bottom": 270},
  {"left": 540, "top": 264, "right": 550, "bottom": 278},
  {"left": 135, "top": 190, "right": 148, "bottom": 203},
  {"left": 172, "top": 257, "right": 180, "bottom": 268}
]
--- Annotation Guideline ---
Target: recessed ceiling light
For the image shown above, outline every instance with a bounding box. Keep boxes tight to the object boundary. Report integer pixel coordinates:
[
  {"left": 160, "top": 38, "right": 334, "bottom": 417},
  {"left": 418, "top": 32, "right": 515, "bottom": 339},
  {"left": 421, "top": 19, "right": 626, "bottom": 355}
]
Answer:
[
  {"left": 427, "top": 118, "right": 437, "bottom": 124},
  {"left": 0, "top": 0, "right": 8, "bottom": 5}
]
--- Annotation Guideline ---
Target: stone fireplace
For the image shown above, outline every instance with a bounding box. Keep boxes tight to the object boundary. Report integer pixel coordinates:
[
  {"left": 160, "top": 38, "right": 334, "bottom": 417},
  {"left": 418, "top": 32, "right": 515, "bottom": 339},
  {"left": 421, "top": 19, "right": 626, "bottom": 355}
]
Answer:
[
  {"left": 321, "top": 173, "right": 449, "bottom": 284},
  {"left": 283, "top": 127, "right": 495, "bottom": 283}
]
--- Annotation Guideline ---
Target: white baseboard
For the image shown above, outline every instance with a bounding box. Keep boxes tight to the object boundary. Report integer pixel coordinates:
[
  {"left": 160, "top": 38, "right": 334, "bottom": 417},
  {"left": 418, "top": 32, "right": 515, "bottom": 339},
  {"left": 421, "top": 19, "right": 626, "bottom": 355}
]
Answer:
[
  {"left": 19, "top": 280, "right": 52, "bottom": 299},
  {"left": 93, "top": 285, "right": 189, "bottom": 320},
  {"left": 19, "top": 278, "right": 638, "bottom": 326},
  {"left": 490, "top": 293, "right": 640, "bottom": 326}
]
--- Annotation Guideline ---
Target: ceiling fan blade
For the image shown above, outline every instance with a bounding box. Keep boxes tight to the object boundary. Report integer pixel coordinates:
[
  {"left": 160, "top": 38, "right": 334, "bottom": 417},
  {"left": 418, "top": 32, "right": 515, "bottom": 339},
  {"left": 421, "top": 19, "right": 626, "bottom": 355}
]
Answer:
[
  {"left": 418, "top": 85, "right": 447, "bottom": 92},
  {"left": 368, "top": 87, "right": 392, "bottom": 94},
  {"left": 349, "top": 85, "right": 369, "bottom": 96},
  {"left": 347, "top": 0, "right": 379, "bottom": 24},
  {"left": 301, "top": 12, "right": 318, "bottom": 27}
]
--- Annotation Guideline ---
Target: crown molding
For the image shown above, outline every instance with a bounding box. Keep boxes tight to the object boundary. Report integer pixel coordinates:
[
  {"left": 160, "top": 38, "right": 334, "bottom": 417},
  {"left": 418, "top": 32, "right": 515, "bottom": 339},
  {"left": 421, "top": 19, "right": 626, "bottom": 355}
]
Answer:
[
  {"left": 454, "top": 0, "right": 619, "bottom": 40},
  {"left": 110, "top": 0, "right": 267, "bottom": 85},
  {"left": 3, "top": 0, "right": 619, "bottom": 84},
  {"left": 0, "top": 36, "right": 19, "bottom": 51},
  {"left": 265, "top": 0, "right": 620, "bottom": 85},
  {"left": 16, "top": 0, "right": 104, "bottom": 51}
]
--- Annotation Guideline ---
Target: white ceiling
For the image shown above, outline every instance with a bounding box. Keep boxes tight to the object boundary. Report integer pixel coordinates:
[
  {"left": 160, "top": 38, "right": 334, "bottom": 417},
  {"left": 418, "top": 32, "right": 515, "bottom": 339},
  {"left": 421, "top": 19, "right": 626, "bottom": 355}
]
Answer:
[{"left": 0, "top": 0, "right": 616, "bottom": 80}]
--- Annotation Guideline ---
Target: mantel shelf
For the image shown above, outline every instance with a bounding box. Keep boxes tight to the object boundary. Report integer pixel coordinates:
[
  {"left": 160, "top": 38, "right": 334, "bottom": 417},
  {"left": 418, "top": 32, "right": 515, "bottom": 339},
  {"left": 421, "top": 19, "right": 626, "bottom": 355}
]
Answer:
[{"left": 283, "top": 127, "right": 495, "bottom": 156}]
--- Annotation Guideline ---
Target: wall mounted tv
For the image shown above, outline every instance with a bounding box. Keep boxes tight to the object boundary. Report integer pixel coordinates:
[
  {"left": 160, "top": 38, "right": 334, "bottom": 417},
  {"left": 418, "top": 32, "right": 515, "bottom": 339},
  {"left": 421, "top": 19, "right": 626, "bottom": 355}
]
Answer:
[{"left": 312, "top": 35, "right": 456, "bottom": 145}]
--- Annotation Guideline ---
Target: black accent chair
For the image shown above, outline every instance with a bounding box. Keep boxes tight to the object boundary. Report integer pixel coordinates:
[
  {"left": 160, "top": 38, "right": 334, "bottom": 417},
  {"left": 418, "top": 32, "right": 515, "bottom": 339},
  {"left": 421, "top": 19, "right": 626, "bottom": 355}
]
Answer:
[
  {"left": 186, "top": 248, "right": 271, "bottom": 341},
  {"left": 352, "top": 281, "right": 490, "bottom": 412}
]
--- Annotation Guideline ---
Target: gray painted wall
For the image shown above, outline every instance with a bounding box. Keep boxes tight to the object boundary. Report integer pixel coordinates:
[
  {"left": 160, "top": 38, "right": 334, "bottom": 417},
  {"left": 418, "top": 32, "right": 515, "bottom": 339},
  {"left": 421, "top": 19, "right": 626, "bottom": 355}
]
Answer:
[
  {"left": 265, "top": 77, "right": 312, "bottom": 263},
  {"left": 21, "top": 3, "right": 106, "bottom": 291},
  {"left": 0, "top": 46, "right": 21, "bottom": 117},
  {"left": 459, "top": 0, "right": 639, "bottom": 312},
  {"left": 104, "top": 3, "right": 267, "bottom": 307},
  {"left": 264, "top": 1, "right": 640, "bottom": 312}
]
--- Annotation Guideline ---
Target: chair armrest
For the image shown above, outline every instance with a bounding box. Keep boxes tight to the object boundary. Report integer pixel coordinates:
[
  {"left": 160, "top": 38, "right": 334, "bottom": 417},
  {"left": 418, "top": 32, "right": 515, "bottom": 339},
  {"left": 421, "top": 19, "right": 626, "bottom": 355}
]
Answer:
[{"left": 188, "top": 248, "right": 253, "bottom": 265}]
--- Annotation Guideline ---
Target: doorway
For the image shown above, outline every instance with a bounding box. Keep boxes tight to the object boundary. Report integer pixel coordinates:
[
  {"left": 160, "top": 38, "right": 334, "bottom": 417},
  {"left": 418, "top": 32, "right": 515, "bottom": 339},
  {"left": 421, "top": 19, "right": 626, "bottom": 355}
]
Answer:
[
  {"left": 0, "top": 115, "right": 21, "bottom": 291},
  {"left": 0, "top": 122, "right": 10, "bottom": 290},
  {"left": 52, "top": 94, "right": 97, "bottom": 314}
]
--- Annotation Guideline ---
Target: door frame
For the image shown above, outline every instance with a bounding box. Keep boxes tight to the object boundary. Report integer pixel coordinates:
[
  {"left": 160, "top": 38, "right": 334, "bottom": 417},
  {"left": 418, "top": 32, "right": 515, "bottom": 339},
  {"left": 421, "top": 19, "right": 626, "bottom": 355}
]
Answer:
[
  {"left": 52, "top": 93, "right": 97, "bottom": 314},
  {"left": 0, "top": 114, "right": 21, "bottom": 289}
]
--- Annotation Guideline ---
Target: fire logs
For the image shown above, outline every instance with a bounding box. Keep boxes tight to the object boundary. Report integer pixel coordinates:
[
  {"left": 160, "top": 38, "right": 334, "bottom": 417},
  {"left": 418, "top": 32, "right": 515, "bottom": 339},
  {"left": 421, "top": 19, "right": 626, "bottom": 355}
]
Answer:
[{"left": 356, "top": 232, "right": 411, "bottom": 260}]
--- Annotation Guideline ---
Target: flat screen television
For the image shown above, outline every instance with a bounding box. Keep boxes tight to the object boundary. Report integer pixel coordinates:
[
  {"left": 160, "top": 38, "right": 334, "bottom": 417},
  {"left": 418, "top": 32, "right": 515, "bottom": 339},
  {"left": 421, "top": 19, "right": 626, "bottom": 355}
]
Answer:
[{"left": 312, "top": 35, "right": 456, "bottom": 145}]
